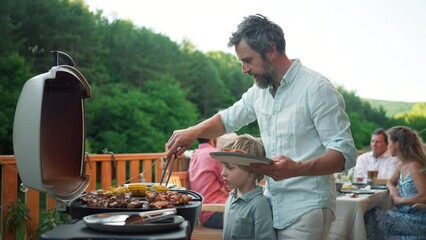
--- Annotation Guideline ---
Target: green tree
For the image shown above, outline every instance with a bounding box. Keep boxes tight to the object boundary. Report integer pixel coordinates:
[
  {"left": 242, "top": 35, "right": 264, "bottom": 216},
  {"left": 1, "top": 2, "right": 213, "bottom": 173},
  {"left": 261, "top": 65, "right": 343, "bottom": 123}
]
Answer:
[
  {"left": 0, "top": 53, "right": 32, "bottom": 154},
  {"left": 86, "top": 77, "right": 197, "bottom": 153},
  {"left": 207, "top": 51, "right": 253, "bottom": 103},
  {"left": 0, "top": 5, "right": 20, "bottom": 56},
  {"left": 9, "top": 0, "right": 102, "bottom": 73},
  {"left": 142, "top": 76, "right": 199, "bottom": 136},
  {"left": 337, "top": 86, "right": 391, "bottom": 148},
  {"left": 3, "top": 0, "right": 423, "bottom": 156},
  {"left": 394, "top": 103, "right": 426, "bottom": 141},
  {"left": 347, "top": 112, "right": 377, "bottom": 150},
  {"left": 175, "top": 49, "right": 233, "bottom": 118},
  {"left": 100, "top": 19, "right": 183, "bottom": 87}
]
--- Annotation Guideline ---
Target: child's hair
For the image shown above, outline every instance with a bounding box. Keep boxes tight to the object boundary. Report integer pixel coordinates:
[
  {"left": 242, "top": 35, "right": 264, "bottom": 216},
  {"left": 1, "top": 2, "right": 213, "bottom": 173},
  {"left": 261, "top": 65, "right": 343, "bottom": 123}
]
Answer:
[
  {"left": 387, "top": 126, "right": 426, "bottom": 165},
  {"left": 222, "top": 134, "right": 265, "bottom": 182}
]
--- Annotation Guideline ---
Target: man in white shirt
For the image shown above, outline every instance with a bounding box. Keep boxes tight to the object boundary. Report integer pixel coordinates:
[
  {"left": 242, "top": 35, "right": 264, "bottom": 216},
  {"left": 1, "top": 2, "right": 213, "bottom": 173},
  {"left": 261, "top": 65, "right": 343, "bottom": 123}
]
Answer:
[
  {"left": 167, "top": 14, "right": 358, "bottom": 240},
  {"left": 354, "top": 128, "right": 399, "bottom": 183}
]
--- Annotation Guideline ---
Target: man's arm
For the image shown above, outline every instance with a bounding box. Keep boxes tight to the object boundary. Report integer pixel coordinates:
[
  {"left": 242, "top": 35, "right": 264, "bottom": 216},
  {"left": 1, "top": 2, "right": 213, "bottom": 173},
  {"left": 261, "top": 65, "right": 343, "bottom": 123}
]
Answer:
[
  {"left": 252, "top": 149, "right": 345, "bottom": 181},
  {"left": 166, "top": 114, "right": 225, "bottom": 158},
  {"left": 298, "top": 149, "right": 345, "bottom": 175}
]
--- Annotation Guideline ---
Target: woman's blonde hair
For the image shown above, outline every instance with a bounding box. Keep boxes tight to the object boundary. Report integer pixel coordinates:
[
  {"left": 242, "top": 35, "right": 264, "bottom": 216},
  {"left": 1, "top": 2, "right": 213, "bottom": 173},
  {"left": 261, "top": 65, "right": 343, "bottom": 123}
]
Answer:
[
  {"left": 222, "top": 134, "right": 265, "bottom": 181},
  {"left": 387, "top": 126, "right": 426, "bottom": 165}
]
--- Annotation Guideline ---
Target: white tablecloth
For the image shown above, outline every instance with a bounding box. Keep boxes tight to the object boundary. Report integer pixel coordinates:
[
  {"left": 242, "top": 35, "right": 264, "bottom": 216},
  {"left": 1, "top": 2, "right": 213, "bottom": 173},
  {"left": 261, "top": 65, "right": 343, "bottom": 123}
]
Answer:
[{"left": 328, "top": 190, "right": 391, "bottom": 240}]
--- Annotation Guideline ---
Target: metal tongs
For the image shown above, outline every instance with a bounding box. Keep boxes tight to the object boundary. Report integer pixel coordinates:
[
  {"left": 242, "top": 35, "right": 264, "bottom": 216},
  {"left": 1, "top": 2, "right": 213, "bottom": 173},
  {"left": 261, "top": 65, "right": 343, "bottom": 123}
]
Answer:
[
  {"left": 94, "top": 208, "right": 177, "bottom": 225},
  {"left": 159, "top": 153, "right": 178, "bottom": 187},
  {"left": 124, "top": 208, "right": 177, "bottom": 224}
]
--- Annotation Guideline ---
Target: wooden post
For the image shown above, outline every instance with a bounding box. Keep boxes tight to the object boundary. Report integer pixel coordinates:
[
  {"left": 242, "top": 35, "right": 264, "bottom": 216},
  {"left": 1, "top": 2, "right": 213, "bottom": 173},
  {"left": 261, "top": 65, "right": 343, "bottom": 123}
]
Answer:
[{"left": 1, "top": 163, "right": 18, "bottom": 240}]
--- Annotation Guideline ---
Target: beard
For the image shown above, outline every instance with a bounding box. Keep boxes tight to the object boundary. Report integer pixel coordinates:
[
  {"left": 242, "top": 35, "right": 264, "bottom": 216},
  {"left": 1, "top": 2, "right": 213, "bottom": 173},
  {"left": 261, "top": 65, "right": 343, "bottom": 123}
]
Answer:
[{"left": 254, "top": 59, "right": 275, "bottom": 89}]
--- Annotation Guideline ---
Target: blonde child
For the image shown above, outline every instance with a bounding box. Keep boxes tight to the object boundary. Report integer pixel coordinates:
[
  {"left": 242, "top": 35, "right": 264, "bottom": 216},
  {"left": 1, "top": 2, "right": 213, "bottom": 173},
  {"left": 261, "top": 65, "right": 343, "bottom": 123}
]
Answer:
[{"left": 219, "top": 134, "right": 276, "bottom": 240}]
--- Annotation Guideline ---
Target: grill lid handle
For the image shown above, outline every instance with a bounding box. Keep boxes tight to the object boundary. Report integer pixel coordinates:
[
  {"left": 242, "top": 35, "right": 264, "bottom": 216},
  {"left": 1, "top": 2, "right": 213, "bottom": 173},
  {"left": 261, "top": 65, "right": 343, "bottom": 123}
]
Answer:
[{"left": 51, "top": 50, "right": 76, "bottom": 67}]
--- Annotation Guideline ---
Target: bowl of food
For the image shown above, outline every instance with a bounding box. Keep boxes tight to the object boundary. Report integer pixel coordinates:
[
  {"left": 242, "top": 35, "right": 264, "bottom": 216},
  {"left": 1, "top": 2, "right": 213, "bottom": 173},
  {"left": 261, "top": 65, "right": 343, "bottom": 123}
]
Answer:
[{"left": 68, "top": 187, "right": 203, "bottom": 233}]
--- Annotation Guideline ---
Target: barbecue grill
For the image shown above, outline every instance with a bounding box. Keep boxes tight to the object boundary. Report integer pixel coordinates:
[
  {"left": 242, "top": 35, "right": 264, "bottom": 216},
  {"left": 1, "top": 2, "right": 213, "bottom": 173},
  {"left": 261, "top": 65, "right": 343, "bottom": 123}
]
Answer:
[
  {"left": 13, "top": 51, "right": 91, "bottom": 211},
  {"left": 12, "top": 51, "right": 202, "bottom": 233}
]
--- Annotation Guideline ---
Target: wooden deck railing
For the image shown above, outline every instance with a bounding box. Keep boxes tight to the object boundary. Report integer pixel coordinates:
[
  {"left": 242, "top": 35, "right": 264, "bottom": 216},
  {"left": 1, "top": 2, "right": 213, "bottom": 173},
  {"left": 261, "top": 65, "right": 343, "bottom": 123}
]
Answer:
[{"left": 0, "top": 153, "right": 188, "bottom": 239}]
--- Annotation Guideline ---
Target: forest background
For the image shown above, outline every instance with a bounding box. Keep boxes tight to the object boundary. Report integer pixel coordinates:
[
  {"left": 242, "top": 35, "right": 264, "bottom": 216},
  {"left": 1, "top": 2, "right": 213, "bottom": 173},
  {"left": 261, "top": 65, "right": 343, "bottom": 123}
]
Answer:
[{"left": 1, "top": 0, "right": 425, "bottom": 156}]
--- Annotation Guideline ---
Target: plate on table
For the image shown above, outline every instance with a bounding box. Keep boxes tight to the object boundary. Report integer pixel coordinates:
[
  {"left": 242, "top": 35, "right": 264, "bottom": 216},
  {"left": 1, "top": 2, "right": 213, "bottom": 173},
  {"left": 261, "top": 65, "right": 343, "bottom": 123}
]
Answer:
[
  {"left": 82, "top": 212, "right": 184, "bottom": 233},
  {"left": 351, "top": 182, "right": 367, "bottom": 188},
  {"left": 340, "top": 189, "right": 375, "bottom": 194},
  {"left": 370, "top": 184, "right": 387, "bottom": 190},
  {"left": 210, "top": 152, "right": 273, "bottom": 166}
]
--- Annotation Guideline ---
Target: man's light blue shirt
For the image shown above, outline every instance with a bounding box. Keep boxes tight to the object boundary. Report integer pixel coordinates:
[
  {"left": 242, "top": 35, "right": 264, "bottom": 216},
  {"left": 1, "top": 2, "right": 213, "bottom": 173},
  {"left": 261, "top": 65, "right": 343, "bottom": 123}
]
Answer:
[{"left": 220, "top": 59, "right": 358, "bottom": 229}]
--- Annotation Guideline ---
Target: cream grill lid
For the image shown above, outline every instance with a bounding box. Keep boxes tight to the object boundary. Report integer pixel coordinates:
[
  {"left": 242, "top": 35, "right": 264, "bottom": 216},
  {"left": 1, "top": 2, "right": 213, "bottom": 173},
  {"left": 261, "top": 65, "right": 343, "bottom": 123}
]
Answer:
[{"left": 13, "top": 51, "right": 91, "bottom": 210}]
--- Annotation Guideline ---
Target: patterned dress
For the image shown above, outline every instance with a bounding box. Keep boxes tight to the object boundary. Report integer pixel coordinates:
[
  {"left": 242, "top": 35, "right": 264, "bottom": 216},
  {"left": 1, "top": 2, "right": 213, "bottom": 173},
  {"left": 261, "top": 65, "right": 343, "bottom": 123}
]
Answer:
[{"left": 365, "top": 170, "right": 426, "bottom": 240}]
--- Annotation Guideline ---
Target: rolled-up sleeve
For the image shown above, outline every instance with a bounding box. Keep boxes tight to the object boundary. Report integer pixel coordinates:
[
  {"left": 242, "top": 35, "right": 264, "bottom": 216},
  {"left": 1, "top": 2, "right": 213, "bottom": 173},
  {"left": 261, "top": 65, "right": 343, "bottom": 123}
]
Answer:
[
  {"left": 308, "top": 79, "right": 358, "bottom": 170},
  {"left": 220, "top": 86, "right": 258, "bottom": 133}
]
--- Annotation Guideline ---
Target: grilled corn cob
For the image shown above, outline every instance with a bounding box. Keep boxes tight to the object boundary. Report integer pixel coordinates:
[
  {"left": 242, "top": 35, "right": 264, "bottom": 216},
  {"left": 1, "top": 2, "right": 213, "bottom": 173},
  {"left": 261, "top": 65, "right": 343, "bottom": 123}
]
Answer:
[
  {"left": 97, "top": 189, "right": 113, "bottom": 197},
  {"left": 112, "top": 186, "right": 128, "bottom": 195},
  {"left": 149, "top": 184, "right": 169, "bottom": 193},
  {"left": 127, "top": 183, "right": 148, "bottom": 196}
]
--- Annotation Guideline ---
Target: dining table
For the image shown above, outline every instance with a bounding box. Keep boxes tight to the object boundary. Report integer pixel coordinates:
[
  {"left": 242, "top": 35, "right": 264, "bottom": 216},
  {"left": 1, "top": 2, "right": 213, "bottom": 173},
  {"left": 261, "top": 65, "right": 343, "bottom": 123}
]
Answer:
[{"left": 327, "top": 188, "right": 391, "bottom": 240}]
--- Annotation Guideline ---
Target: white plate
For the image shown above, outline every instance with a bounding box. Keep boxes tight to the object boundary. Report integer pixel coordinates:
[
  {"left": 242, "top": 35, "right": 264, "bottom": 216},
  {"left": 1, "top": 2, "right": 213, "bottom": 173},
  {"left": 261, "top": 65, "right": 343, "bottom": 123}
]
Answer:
[
  {"left": 340, "top": 189, "right": 375, "bottom": 194},
  {"left": 82, "top": 212, "right": 184, "bottom": 233},
  {"left": 210, "top": 152, "right": 273, "bottom": 166},
  {"left": 371, "top": 184, "right": 387, "bottom": 190}
]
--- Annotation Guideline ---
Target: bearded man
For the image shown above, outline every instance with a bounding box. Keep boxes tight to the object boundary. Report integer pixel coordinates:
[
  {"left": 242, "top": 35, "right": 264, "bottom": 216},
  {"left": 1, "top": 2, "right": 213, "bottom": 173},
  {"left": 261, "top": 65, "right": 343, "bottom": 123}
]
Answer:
[{"left": 166, "top": 14, "right": 357, "bottom": 240}]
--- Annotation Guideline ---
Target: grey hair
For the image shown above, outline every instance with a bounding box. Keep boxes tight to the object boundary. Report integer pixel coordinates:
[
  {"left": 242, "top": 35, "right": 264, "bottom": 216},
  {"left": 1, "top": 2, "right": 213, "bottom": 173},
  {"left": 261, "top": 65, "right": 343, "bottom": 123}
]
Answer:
[
  {"left": 228, "top": 14, "right": 286, "bottom": 57},
  {"left": 372, "top": 128, "right": 388, "bottom": 144}
]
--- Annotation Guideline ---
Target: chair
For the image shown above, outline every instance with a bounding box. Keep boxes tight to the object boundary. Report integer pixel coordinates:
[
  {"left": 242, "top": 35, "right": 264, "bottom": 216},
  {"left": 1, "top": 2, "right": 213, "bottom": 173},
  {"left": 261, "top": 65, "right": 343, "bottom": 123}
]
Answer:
[
  {"left": 191, "top": 203, "right": 225, "bottom": 240},
  {"left": 170, "top": 171, "right": 190, "bottom": 189},
  {"left": 201, "top": 203, "right": 225, "bottom": 213},
  {"left": 169, "top": 175, "right": 183, "bottom": 188}
]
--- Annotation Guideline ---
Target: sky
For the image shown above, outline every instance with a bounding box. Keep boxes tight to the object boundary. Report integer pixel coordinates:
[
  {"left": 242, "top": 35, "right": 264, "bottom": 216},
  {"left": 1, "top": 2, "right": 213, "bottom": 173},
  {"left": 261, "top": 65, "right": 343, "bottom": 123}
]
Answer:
[{"left": 84, "top": 0, "right": 426, "bottom": 103}]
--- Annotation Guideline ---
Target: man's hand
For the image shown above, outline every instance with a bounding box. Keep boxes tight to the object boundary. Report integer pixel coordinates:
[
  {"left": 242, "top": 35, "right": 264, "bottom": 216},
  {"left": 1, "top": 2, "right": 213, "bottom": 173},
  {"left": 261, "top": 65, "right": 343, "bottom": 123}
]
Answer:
[
  {"left": 251, "top": 150, "right": 346, "bottom": 181},
  {"left": 251, "top": 155, "right": 302, "bottom": 181},
  {"left": 166, "top": 128, "right": 197, "bottom": 158},
  {"left": 166, "top": 114, "right": 226, "bottom": 158}
]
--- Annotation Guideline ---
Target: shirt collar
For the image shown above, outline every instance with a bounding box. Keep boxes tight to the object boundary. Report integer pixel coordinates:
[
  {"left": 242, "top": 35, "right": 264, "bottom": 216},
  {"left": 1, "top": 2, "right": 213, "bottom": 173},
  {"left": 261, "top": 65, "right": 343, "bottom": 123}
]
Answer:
[
  {"left": 198, "top": 143, "right": 214, "bottom": 149},
  {"left": 231, "top": 186, "right": 264, "bottom": 202},
  {"left": 267, "top": 58, "right": 301, "bottom": 93},
  {"left": 381, "top": 150, "right": 392, "bottom": 158},
  {"left": 369, "top": 150, "right": 392, "bottom": 160},
  {"left": 281, "top": 58, "right": 302, "bottom": 87}
]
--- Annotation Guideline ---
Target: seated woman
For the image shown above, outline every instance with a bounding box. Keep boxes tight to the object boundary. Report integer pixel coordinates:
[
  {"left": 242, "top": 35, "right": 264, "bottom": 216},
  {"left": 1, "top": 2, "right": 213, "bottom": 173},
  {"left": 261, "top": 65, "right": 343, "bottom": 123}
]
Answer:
[{"left": 365, "top": 126, "right": 426, "bottom": 239}]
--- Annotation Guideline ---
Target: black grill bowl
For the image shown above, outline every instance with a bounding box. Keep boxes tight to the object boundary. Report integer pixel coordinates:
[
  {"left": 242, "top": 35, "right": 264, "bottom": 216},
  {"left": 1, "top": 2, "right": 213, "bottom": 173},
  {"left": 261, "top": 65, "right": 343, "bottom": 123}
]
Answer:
[{"left": 67, "top": 190, "right": 203, "bottom": 233}]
